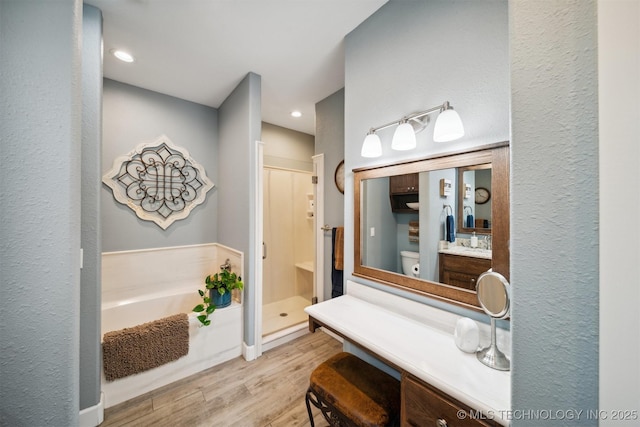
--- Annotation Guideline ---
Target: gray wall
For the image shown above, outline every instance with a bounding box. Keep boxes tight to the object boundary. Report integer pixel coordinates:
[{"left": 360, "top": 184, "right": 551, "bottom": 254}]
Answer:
[
  {"left": 510, "top": 1, "right": 599, "bottom": 422},
  {"left": 217, "top": 72, "right": 262, "bottom": 346},
  {"left": 80, "top": 4, "right": 103, "bottom": 411},
  {"left": 344, "top": 0, "right": 600, "bottom": 423},
  {"left": 344, "top": 0, "right": 509, "bottom": 310},
  {"left": 0, "top": 0, "right": 83, "bottom": 425},
  {"left": 101, "top": 79, "right": 219, "bottom": 252},
  {"left": 315, "top": 89, "right": 345, "bottom": 300},
  {"left": 262, "top": 122, "right": 314, "bottom": 171}
]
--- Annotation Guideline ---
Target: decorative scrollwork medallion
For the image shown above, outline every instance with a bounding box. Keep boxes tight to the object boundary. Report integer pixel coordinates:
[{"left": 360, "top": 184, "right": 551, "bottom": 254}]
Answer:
[{"left": 103, "top": 135, "right": 214, "bottom": 229}]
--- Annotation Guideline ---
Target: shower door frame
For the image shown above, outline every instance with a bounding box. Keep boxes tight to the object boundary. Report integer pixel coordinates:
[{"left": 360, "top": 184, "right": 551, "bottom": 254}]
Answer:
[{"left": 251, "top": 145, "right": 325, "bottom": 359}]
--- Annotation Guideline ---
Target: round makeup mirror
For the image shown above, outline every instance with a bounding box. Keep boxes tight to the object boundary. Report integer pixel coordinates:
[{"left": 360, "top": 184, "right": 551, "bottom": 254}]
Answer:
[
  {"left": 477, "top": 271, "right": 510, "bottom": 318},
  {"left": 476, "top": 270, "right": 510, "bottom": 371}
]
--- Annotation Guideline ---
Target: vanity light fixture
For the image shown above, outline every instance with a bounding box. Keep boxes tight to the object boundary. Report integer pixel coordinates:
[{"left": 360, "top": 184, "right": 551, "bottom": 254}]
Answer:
[
  {"left": 391, "top": 119, "right": 417, "bottom": 151},
  {"left": 361, "top": 101, "right": 464, "bottom": 158},
  {"left": 110, "top": 49, "right": 135, "bottom": 63},
  {"left": 361, "top": 131, "right": 382, "bottom": 158}
]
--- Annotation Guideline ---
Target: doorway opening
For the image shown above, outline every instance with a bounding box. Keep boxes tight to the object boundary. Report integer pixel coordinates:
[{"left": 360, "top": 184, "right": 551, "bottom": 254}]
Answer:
[{"left": 262, "top": 166, "right": 314, "bottom": 343}]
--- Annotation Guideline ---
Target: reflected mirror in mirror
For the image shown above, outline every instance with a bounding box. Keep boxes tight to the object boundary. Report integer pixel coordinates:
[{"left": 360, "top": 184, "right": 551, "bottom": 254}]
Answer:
[
  {"left": 458, "top": 164, "right": 492, "bottom": 235},
  {"left": 353, "top": 143, "right": 510, "bottom": 311}
]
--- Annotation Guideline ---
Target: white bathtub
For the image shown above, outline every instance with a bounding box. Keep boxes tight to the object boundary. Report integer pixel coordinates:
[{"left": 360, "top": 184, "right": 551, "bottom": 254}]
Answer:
[
  {"left": 101, "top": 244, "right": 244, "bottom": 408},
  {"left": 101, "top": 288, "right": 242, "bottom": 408}
]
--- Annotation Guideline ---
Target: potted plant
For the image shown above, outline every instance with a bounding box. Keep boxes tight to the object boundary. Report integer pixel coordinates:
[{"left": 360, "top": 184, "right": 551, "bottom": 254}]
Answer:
[{"left": 193, "top": 267, "right": 243, "bottom": 326}]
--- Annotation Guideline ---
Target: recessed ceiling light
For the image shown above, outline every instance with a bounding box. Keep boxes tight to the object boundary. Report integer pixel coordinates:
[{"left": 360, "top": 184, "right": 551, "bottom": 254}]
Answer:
[
  {"left": 291, "top": 111, "right": 302, "bottom": 118},
  {"left": 110, "top": 49, "right": 135, "bottom": 63}
]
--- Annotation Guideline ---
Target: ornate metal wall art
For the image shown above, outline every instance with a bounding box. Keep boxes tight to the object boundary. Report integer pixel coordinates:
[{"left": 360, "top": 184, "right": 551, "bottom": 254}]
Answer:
[{"left": 103, "top": 135, "right": 214, "bottom": 229}]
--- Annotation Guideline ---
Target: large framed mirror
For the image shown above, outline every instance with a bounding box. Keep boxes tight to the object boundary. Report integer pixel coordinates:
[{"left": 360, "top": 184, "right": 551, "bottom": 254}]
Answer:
[{"left": 353, "top": 142, "right": 509, "bottom": 310}]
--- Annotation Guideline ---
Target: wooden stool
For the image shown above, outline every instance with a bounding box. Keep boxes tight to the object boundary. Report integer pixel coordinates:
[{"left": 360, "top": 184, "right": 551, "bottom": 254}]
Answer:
[{"left": 305, "top": 352, "right": 401, "bottom": 427}]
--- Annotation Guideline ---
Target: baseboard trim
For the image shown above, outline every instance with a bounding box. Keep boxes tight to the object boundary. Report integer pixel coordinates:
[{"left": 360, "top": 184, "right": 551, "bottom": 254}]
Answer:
[
  {"left": 243, "top": 342, "right": 257, "bottom": 361},
  {"left": 79, "top": 392, "right": 104, "bottom": 427}
]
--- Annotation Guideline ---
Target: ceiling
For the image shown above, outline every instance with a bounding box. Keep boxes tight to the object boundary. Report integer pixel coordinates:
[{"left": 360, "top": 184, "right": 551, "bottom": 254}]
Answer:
[{"left": 86, "top": 0, "right": 388, "bottom": 135}]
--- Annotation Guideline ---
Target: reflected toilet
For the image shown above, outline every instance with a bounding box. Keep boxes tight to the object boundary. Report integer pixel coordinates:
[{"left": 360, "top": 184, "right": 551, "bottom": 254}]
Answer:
[{"left": 400, "top": 251, "right": 419, "bottom": 277}]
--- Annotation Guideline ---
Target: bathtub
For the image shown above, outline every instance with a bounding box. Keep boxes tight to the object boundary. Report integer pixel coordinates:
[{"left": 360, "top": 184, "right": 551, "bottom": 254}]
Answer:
[{"left": 101, "top": 244, "right": 244, "bottom": 408}]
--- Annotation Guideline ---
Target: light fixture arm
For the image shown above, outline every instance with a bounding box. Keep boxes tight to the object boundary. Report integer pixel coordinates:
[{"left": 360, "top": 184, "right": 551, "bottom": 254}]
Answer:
[
  {"left": 361, "top": 100, "right": 463, "bottom": 158},
  {"left": 368, "top": 101, "right": 450, "bottom": 134}
]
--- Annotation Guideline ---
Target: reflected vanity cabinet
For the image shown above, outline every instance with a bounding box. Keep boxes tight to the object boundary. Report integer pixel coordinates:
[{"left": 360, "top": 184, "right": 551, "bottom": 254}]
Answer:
[
  {"left": 389, "top": 173, "right": 419, "bottom": 212},
  {"left": 401, "top": 373, "right": 499, "bottom": 427},
  {"left": 439, "top": 253, "right": 492, "bottom": 290}
]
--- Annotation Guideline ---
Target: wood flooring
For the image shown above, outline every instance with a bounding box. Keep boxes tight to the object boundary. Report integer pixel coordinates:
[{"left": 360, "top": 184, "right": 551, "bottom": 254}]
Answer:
[{"left": 101, "top": 329, "right": 342, "bottom": 427}]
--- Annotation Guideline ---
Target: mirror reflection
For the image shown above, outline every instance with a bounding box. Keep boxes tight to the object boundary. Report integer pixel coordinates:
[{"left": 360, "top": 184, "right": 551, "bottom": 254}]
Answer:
[
  {"left": 458, "top": 164, "right": 492, "bottom": 234},
  {"left": 361, "top": 167, "right": 492, "bottom": 287},
  {"left": 354, "top": 143, "right": 510, "bottom": 310}
]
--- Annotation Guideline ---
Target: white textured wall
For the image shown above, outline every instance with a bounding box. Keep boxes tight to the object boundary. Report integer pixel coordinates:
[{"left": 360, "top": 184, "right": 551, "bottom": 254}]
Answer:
[
  {"left": 0, "top": 0, "right": 82, "bottom": 424},
  {"left": 510, "top": 1, "right": 599, "bottom": 423},
  {"left": 598, "top": 0, "right": 640, "bottom": 424}
]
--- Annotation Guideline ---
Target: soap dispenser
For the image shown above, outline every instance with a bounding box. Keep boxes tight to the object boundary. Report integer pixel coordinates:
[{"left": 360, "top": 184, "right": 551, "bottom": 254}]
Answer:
[{"left": 470, "top": 231, "right": 478, "bottom": 248}]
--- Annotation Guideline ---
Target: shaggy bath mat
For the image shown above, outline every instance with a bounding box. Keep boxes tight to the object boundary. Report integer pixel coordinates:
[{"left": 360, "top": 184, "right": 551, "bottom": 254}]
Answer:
[{"left": 102, "top": 313, "right": 189, "bottom": 381}]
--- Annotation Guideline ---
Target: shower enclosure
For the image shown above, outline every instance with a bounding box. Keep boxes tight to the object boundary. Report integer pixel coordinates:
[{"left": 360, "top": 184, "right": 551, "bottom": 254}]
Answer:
[{"left": 262, "top": 166, "right": 314, "bottom": 337}]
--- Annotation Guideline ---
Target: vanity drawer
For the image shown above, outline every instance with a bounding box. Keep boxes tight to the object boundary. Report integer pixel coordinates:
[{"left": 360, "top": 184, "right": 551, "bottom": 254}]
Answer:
[
  {"left": 401, "top": 374, "right": 498, "bottom": 427},
  {"left": 439, "top": 253, "right": 491, "bottom": 290}
]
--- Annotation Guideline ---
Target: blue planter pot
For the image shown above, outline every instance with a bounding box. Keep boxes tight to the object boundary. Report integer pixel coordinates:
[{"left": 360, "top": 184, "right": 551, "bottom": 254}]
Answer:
[{"left": 210, "top": 289, "right": 232, "bottom": 308}]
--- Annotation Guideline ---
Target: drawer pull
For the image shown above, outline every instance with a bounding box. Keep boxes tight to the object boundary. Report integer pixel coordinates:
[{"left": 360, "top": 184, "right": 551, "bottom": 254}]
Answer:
[{"left": 436, "top": 418, "right": 448, "bottom": 427}]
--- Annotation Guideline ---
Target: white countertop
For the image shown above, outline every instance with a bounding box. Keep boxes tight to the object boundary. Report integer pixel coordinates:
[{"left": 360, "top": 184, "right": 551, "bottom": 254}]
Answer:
[
  {"left": 439, "top": 245, "right": 492, "bottom": 260},
  {"left": 305, "top": 288, "right": 510, "bottom": 426}
]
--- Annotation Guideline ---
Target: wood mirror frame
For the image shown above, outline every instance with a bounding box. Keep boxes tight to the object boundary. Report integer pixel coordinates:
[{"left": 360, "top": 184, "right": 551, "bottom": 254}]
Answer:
[{"left": 353, "top": 142, "right": 509, "bottom": 311}]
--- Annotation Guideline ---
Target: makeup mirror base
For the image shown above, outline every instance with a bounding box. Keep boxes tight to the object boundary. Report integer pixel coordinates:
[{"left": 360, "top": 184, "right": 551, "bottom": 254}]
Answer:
[{"left": 476, "top": 319, "right": 510, "bottom": 371}]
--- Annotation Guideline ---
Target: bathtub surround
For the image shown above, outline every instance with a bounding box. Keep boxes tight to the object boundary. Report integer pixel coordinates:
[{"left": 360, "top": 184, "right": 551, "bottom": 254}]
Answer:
[
  {"left": 102, "top": 313, "right": 189, "bottom": 381},
  {"left": 101, "top": 243, "right": 243, "bottom": 407}
]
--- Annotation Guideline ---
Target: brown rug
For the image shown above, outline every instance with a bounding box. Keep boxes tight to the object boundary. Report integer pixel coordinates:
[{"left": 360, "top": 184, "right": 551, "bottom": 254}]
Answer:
[{"left": 103, "top": 313, "right": 189, "bottom": 381}]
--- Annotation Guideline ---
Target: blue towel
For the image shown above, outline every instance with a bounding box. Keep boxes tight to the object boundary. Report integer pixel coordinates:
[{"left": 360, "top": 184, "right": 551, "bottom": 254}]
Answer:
[
  {"left": 446, "top": 215, "right": 456, "bottom": 243},
  {"left": 331, "top": 228, "right": 344, "bottom": 298},
  {"left": 466, "top": 214, "right": 474, "bottom": 228}
]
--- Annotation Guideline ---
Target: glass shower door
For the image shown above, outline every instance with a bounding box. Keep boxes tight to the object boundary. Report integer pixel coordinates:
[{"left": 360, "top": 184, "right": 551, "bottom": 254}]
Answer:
[{"left": 262, "top": 167, "right": 314, "bottom": 337}]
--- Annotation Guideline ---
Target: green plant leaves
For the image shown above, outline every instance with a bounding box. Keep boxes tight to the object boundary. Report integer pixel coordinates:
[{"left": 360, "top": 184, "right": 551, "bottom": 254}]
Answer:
[{"left": 196, "top": 267, "right": 243, "bottom": 327}]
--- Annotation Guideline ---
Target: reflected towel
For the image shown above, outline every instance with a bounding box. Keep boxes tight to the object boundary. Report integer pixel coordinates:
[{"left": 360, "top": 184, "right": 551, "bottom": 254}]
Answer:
[
  {"left": 446, "top": 215, "right": 456, "bottom": 243},
  {"left": 466, "top": 214, "right": 474, "bottom": 228}
]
